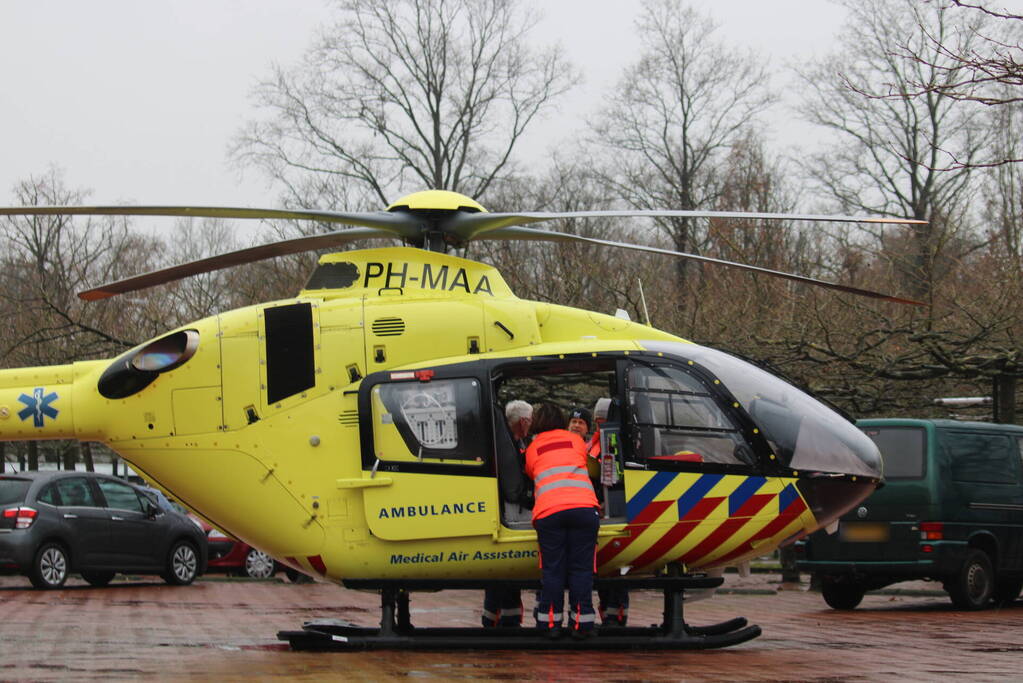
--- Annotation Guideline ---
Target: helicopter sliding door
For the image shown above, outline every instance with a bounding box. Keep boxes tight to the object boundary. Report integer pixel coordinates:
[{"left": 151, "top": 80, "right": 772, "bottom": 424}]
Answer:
[{"left": 358, "top": 365, "right": 497, "bottom": 541}]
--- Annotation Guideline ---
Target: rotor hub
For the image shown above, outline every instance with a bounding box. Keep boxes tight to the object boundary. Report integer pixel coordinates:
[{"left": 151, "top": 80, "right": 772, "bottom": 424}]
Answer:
[
  {"left": 387, "top": 190, "right": 486, "bottom": 214},
  {"left": 386, "top": 190, "right": 486, "bottom": 251}
]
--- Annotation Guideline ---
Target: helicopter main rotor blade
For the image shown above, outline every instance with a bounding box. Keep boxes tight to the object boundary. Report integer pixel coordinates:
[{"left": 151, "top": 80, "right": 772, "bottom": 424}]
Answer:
[
  {"left": 79, "top": 227, "right": 396, "bottom": 301},
  {"left": 0, "top": 205, "right": 423, "bottom": 238},
  {"left": 478, "top": 226, "right": 926, "bottom": 307},
  {"left": 445, "top": 209, "right": 926, "bottom": 241}
]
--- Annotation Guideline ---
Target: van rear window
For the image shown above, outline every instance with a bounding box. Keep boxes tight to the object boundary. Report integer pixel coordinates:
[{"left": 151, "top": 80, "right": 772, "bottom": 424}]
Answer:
[
  {"left": 0, "top": 477, "right": 32, "bottom": 505},
  {"left": 860, "top": 427, "right": 925, "bottom": 479}
]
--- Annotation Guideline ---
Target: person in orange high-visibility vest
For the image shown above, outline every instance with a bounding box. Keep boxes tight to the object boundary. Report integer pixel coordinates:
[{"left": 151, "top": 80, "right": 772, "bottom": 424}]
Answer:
[{"left": 525, "top": 402, "right": 600, "bottom": 639}]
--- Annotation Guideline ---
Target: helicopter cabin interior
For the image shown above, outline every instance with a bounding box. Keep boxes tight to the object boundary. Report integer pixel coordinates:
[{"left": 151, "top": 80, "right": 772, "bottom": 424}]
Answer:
[{"left": 356, "top": 351, "right": 761, "bottom": 532}]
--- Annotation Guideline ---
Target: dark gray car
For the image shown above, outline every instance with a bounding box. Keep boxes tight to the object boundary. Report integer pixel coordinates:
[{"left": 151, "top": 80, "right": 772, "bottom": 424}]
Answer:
[{"left": 0, "top": 471, "right": 207, "bottom": 589}]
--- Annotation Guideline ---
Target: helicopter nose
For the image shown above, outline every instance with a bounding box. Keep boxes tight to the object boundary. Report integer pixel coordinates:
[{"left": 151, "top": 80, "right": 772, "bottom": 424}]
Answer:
[
  {"left": 747, "top": 379, "right": 884, "bottom": 532},
  {"left": 794, "top": 477, "right": 879, "bottom": 534},
  {"left": 640, "top": 340, "right": 885, "bottom": 533}
]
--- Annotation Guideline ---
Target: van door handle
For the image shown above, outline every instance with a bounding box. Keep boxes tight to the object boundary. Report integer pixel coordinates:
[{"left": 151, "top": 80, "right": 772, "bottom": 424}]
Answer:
[
  {"left": 63, "top": 513, "right": 78, "bottom": 519},
  {"left": 111, "top": 515, "right": 124, "bottom": 521}
]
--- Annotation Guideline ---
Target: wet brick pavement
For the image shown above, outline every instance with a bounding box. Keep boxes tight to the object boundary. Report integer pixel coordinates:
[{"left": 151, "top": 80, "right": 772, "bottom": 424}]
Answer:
[{"left": 0, "top": 572, "right": 1020, "bottom": 681}]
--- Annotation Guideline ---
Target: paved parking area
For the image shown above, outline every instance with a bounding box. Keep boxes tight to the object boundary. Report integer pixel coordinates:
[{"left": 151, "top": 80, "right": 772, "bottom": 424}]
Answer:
[{"left": 0, "top": 572, "right": 1020, "bottom": 681}]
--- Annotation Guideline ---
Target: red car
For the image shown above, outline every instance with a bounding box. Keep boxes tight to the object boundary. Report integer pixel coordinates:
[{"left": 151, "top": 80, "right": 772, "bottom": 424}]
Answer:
[
  {"left": 146, "top": 490, "right": 310, "bottom": 582},
  {"left": 192, "top": 517, "right": 279, "bottom": 579}
]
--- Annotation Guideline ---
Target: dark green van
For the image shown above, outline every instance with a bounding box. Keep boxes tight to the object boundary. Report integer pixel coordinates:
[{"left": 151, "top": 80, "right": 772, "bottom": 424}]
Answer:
[{"left": 796, "top": 418, "right": 1023, "bottom": 610}]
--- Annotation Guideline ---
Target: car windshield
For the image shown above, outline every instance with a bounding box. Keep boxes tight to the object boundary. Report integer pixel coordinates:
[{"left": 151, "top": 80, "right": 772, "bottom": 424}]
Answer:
[
  {"left": 0, "top": 477, "right": 31, "bottom": 506},
  {"left": 642, "top": 341, "right": 883, "bottom": 478}
]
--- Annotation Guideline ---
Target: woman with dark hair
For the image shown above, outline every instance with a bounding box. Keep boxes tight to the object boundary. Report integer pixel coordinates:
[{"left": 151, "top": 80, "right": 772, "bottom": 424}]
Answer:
[{"left": 525, "top": 402, "right": 600, "bottom": 638}]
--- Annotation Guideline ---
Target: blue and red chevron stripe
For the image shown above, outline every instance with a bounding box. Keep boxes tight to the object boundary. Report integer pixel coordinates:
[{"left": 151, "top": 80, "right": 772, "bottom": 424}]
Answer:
[{"left": 596, "top": 471, "right": 810, "bottom": 574}]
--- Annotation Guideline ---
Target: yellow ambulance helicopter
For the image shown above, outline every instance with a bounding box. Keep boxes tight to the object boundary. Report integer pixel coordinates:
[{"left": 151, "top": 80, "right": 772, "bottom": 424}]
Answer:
[{"left": 0, "top": 190, "right": 923, "bottom": 649}]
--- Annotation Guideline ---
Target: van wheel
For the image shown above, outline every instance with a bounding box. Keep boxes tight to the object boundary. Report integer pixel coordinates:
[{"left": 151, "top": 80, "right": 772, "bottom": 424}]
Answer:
[
  {"left": 946, "top": 549, "right": 993, "bottom": 610},
  {"left": 993, "top": 576, "right": 1023, "bottom": 605},
  {"left": 29, "top": 542, "right": 69, "bottom": 589},
  {"left": 163, "top": 540, "right": 199, "bottom": 586},
  {"left": 81, "top": 571, "right": 116, "bottom": 587},
  {"left": 821, "top": 578, "right": 865, "bottom": 610}
]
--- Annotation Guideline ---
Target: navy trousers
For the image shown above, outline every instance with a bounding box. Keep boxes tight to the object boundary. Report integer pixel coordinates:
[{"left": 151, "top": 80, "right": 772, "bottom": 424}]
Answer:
[
  {"left": 482, "top": 588, "right": 523, "bottom": 627},
  {"left": 533, "top": 506, "right": 599, "bottom": 631},
  {"left": 597, "top": 586, "right": 630, "bottom": 625}
]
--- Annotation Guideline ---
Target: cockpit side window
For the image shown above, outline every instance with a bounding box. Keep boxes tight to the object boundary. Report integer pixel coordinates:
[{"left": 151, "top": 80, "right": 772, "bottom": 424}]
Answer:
[
  {"left": 627, "top": 363, "right": 752, "bottom": 468},
  {"left": 371, "top": 378, "right": 486, "bottom": 466}
]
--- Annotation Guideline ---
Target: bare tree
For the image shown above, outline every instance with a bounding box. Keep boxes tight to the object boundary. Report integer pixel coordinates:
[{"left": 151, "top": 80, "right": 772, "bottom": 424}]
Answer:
[
  {"left": 984, "top": 98, "right": 1023, "bottom": 265},
  {"left": 232, "top": 0, "right": 576, "bottom": 209},
  {"left": 590, "top": 0, "right": 775, "bottom": 290},
  {"left": 155, "top": 217, "right": 258, "bottom": 323},
  {"left": 0, "top": 169, "right": 158, "bottom": 367},
  {"left": 469, "top": 157, "right": 675, "bottom": 323},
  {"left": 687, "top": 134, "right": 810, "bottom": 344},
  {"left": 0, "top": 170, "right": 166, "bottom": 469},
  {"left": 797, "top": 0, "right": 991, "bottom": 300},
  {"left": 899, "top": 1, "right": 1023, "bottom": 109}
]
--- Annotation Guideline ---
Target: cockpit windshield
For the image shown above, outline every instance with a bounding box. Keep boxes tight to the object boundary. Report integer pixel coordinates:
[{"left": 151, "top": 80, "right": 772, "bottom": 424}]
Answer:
[{"left": 642, "top": 341, "right": 883, "bottom": 478}]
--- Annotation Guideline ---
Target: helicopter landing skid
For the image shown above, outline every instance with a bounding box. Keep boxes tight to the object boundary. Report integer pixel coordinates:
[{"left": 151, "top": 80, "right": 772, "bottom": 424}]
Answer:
[{"left": 277, "top": 576, "right": 762, "bottom": 651}]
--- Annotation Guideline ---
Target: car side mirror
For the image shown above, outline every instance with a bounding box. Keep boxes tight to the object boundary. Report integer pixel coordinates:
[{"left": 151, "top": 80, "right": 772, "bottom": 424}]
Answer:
[{"left": 145, "top": 502, "right": 159, "bottom": 518}]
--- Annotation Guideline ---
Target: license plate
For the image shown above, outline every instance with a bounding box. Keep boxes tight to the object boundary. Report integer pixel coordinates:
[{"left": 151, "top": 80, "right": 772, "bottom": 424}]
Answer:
[{"left": 840, "top": 522, "right": 890, "bottom": 542}]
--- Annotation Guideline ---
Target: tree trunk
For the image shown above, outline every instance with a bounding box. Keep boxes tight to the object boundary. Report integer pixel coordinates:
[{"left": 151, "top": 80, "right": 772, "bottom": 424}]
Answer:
[
  {"left": 779, "top": 546, "right": 800, "bottom": 584},
  {"left": 28, "top": 442, "right": 38, "bottom": 470},
  {"left": 63, "top": 443, "right": 77, "bottom": 471},
  {"left": 81, "top": 442, "right": 96, "bottom": 472},
  {"left": 993, "top": 375, "right": 1017, "bottom": 424}
]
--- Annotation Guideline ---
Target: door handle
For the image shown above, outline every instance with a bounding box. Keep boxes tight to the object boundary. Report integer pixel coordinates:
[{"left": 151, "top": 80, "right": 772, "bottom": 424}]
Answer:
[
  {"left": 336, "top": 477, "right": 393, "bottom": 489},
  {"left": 111, "top": 515, "right": 125, "bottom": 521},
  {"left": 63, "top": 513, "right": 78, "bottom": 519}
]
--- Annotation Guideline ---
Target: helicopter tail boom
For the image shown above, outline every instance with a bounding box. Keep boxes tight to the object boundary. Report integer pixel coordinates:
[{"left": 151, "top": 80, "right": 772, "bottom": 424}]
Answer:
[{"left": 0, "top": 363, "right": 94, "bottom": 441}]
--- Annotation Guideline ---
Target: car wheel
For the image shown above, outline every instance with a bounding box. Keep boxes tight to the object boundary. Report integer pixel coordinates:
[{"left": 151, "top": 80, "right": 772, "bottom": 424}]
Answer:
[
  {"left": 821, "top": 577, "right": 865, "bottom": 610},
  {"left": 285, "top": 567, "right": 314, "bottom": 584},
  {"left": 81, "top": 570, "right": 116, "bottom": 587},
  {"left": 163, "top": 540, "right": 199, "bottom": 586},
  {"left": 244, "top": 549, "right": 276, "bottom": 579},
  {"left": 946, "top": 548, "right": 994, "bottom": 610},
  {"left": 992, "top": 576, "right": 1023, "bottom": 606},
  {"left": 29, "top": 542, "right": 69, "bottom": 589}
]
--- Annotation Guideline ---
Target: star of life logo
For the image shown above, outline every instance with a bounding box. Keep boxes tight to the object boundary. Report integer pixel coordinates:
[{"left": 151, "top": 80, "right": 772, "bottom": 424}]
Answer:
[{"left": 17, "top": 387, "right": 59, "bottom": 428}]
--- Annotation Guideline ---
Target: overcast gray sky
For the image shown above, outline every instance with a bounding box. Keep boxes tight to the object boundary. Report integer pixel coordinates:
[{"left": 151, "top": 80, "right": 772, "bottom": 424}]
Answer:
[{"left": 0, "top": 1, "right": 850, "bottom": 209}]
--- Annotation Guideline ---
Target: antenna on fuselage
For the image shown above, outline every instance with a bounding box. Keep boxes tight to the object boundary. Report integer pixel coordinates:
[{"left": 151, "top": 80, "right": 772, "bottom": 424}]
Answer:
[{"left": 638, "top": 278, "right": 651, "bottom": 326}]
